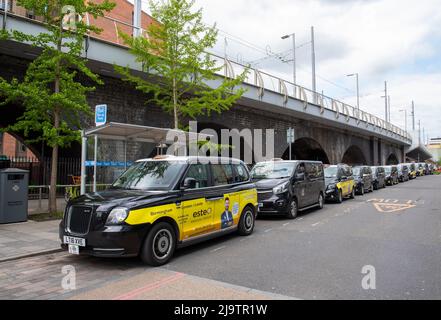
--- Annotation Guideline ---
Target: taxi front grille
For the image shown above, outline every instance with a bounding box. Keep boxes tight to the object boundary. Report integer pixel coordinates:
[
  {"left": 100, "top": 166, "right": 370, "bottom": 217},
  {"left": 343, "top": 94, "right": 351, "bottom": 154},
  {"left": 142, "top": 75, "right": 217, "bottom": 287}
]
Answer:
[
  {"left": 67, "top": 206, "right": 93, "bottom": 235},
  {"left": 257, "top": 190, "right": 273, "bottom": 201}
]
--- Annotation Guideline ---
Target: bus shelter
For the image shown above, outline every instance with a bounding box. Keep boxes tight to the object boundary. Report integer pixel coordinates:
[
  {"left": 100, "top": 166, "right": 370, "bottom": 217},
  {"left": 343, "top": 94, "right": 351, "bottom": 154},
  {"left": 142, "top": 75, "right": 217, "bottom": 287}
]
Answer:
[{"left": 80, "top": 122, "right": 210, "bottom": 195}]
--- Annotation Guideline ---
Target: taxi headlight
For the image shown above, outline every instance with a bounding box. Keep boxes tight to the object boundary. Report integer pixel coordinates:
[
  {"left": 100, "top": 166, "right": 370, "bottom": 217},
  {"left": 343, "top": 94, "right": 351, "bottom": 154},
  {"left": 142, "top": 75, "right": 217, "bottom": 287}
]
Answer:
[
  {"left": 273, "top": 181, "right": 289, "bottom": 194},
  {"left": 327, "top": 183, "right": 336, "bottom": 190},
  {"left": 106, "top": 207, "right": 129, "bottom": 225}
]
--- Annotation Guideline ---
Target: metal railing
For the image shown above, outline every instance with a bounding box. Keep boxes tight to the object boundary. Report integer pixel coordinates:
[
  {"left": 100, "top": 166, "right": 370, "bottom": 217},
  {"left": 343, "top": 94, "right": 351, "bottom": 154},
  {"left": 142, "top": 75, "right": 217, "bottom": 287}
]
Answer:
[
  {"left": 28, "top": 184, "right": 111, "bottom": 210},
  {"left": 0, "top": 1, "right": 412, "bottom": 144}
]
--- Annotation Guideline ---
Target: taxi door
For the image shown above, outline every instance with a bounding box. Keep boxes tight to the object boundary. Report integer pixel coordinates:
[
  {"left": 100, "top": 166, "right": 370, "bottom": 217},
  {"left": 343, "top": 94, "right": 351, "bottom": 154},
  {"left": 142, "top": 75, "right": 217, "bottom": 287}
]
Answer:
[
  {"left": 180, "top": 164, "right": 215, "bottom": 240},
  {"left": 210, "top": 164, "right": 241, "bottom": 230}
]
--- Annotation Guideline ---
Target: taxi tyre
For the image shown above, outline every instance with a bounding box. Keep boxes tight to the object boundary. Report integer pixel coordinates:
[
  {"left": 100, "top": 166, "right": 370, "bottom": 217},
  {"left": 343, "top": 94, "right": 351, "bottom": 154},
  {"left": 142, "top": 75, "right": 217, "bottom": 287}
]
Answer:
[
  {"left": 318, "top": 192, "right": 324, "bottom": 209},
  {"left": 337, "top": 189, "right": 343, "bottom": 203},
  {"left": 287, "top": 198, "right": 298, "bottom": 219},
  {"left": 238, "top": 206, "right": 256, "bottom": 236},
  {"left": 349, "top": 187, "right": 355, "bottom": 199},
  {"left": 140, "top": 222, "right": 176, "bottom": 266}
]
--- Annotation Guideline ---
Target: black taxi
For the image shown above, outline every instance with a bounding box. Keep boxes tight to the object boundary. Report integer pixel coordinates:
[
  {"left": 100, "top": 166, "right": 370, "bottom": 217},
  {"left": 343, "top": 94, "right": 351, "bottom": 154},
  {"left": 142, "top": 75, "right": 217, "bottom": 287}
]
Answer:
[{"left": 60, "top": 156, "right": 257, "bottom": 266}]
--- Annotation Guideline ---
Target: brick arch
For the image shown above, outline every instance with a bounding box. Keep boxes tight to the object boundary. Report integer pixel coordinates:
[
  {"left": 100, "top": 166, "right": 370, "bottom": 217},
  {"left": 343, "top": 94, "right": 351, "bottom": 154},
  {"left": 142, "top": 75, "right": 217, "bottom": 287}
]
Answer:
[
  {"left": 281, "top": 137, "right": 330, "bottom": 164},
  {"left": 386, "top": 153, "right": 399, "bottom": 165},
  {"left": 341, "top": 145, "right": 368, "bottom": 165}
]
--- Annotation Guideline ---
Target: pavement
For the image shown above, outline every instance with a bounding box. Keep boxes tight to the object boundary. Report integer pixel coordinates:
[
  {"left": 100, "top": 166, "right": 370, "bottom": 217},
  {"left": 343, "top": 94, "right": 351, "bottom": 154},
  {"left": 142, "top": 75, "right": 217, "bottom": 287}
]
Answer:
[
  {"left": 0, "top": 175, "right": 440, "bottom": 299},
  {"left": 0, "top": 219, "right": 61, "bottom": 262}
]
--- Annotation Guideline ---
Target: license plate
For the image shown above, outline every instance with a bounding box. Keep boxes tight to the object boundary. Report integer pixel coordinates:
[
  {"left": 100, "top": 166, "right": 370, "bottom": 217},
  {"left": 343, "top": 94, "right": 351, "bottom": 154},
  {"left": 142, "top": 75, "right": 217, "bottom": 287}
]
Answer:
[
  {"left": 63, "top": 236, "right": 86, "bottom": 247},
  {"left": 68, "top": 245, "right": 79, "bottom": 255}
]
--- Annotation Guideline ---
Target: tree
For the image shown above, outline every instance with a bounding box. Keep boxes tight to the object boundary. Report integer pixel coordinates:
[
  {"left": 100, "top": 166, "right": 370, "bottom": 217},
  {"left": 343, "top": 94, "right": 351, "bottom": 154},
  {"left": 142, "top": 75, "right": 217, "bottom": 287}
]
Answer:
[
  {"left": 0, "top": 0, "right": 115, "bottom": 213},
  {"left": 116, "top": 0, "right": 247, "bottom": 130}
]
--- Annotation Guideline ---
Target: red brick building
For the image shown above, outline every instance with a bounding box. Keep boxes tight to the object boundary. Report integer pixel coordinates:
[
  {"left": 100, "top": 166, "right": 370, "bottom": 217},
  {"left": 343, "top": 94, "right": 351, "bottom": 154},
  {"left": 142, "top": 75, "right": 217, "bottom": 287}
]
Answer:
[
  {"left": 0, "top": 132, "right": 38, "bottom": 159},
  {"left": 9, "top": 0, "right": 155, "bottom": 45},
  {"left": 88, "top": 0, "right": 155, "bottom": 45}
]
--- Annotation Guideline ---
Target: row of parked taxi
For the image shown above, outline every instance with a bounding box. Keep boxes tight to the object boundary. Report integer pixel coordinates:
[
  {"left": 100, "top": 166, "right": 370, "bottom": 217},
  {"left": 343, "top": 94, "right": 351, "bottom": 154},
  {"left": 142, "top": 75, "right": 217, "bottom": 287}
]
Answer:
[
  {"left": 250, "top": 159, "right": 435, "bottom": 219},
  {"left": 59, "top": 155, "right": 435, "bottom": 266}
]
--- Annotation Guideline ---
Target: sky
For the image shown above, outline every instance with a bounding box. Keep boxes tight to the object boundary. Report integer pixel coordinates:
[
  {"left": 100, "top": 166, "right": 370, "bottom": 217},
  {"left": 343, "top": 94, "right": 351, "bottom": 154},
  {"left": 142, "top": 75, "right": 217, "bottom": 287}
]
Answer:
[{"left": 142, "top": 0, "right": 441, "bottom": 141}]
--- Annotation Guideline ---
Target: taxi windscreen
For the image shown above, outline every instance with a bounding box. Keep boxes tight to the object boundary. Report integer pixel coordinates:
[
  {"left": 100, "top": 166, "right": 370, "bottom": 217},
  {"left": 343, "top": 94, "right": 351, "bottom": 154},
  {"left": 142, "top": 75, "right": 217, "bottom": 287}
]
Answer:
[
  {"left": 251, "top": 162, "right": 296, "bottom": 179},
  {"left": 112, "top": 160, "right": 186, "bottom": 190}
]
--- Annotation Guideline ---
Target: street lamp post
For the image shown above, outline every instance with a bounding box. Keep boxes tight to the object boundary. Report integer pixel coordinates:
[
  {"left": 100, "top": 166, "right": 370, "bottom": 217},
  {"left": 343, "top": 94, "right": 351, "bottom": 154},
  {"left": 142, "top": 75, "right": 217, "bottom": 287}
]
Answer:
[
  {"left": 346, "top": 73, "right": 359, "bottom": 110},
  {"left": 281, "top": 33, "right": 296, "bottom": 97}
]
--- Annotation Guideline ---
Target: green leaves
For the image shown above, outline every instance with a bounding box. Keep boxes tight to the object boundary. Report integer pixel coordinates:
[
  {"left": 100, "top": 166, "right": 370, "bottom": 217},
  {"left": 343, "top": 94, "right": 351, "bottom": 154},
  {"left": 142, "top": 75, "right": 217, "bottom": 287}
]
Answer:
[
  {"left": 0, "top": 1, "right": 114, "bottom": 147},
  {"left": 117, "top": 0, "right": 247, "bottom": 128}
]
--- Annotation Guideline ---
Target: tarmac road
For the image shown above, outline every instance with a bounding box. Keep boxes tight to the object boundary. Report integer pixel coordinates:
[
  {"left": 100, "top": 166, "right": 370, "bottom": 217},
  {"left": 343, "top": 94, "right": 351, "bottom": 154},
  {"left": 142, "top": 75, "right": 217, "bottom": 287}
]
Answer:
[{"left": 1, "top": 175, "right": 440, "bottom": 300}]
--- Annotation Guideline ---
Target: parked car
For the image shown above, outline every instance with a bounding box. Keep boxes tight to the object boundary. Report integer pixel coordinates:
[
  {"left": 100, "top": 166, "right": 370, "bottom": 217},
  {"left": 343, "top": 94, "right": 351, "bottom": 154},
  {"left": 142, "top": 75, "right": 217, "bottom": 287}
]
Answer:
[
  {"left": 405, "top": 163, "right": 417, "bottom": 179},
  {"left": 397, "top": 164, "right": 409, "bottom": 182},
  {"left": 370, "top": 166, "right": 386, "bottom": 190},
  {"left": 384, "top": 165, "right": 399, "bottom": 185},
  {"left": 428, "top": 163, "right": 435, "bottom": 175},
  {"left": 60, "top": 156, "right": 258, "bottom": 266},
  {"left": 423, "top": 163, "right": 430, "bottom": 175},
  {"left": 416, "top": 163, "right": 425, "bottom": 176},
  {"left": 324, "top": 164, "right": 355, "bottom": 203},
  {"left": 251, "top": 160, "right": 325, "bottom": 219},
  {"left": 352, "top": 166, "right": 374, "bottom": 195}
]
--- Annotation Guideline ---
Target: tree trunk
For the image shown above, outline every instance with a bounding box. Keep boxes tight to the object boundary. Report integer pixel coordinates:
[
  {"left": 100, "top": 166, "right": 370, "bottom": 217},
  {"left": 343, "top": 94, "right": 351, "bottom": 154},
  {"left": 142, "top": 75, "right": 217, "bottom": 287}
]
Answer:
[
  {"left": 49, "top": 12, "right": 62, "bottom": 214},
  {"left": 48, "top": 136, "right": 58, "bottom": 213},
  {"left": 173, "top": 76, "right": 178, "bottom": 129}
]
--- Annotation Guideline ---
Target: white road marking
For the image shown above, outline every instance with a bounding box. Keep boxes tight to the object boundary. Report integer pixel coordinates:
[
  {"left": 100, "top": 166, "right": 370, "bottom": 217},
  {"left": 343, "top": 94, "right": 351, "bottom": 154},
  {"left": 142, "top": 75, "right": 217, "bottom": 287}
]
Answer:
[
  {"left": 311, "top": 222, "right": 320, "bottom": 227},
  {"left": 210, "top": 246, "right": 226, "bottom": 253},
  {"left": 264, "top": 228, "right": 273, "bottom": 233},
  {"left": 282, "top": 222, "right": 290, "bottom": 226}
]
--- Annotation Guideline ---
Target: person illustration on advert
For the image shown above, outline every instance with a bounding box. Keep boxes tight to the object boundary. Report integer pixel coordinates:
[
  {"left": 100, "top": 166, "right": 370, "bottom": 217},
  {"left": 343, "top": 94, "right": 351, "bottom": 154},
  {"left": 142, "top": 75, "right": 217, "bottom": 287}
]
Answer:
[{"left": 221, "top": 197, "right": 234, "bottom": 229}]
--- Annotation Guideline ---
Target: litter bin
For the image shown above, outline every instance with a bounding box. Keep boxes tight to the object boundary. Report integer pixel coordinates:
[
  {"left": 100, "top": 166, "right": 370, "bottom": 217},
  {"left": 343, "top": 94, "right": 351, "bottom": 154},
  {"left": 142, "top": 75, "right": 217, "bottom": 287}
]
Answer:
[{"left": 0, "top": 168, "right": 28, "bottom": 224}]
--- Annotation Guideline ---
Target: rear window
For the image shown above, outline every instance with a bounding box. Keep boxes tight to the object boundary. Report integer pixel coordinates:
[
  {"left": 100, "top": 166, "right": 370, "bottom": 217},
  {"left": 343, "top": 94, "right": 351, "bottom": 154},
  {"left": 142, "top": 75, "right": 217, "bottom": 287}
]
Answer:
[{"left": 212, "top": 164, "right": 235, "bottom": 186}]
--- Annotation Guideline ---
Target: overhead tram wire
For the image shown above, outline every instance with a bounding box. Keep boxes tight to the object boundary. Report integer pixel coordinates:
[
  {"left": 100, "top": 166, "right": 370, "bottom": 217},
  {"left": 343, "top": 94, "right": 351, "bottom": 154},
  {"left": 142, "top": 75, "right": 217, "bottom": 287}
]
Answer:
[{"left": 143, "top": 13, "right": 362, "bottom": 98}]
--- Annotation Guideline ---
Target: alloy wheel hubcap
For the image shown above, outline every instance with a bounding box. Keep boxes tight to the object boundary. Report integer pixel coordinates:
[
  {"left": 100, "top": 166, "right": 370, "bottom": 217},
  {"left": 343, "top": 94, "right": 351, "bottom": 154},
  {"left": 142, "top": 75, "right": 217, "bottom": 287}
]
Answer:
[
  {"left": 244, "top": 211, "right": 253, "bottom": 231},
  {"left": 153, "top": 229, "right": 172, "bottom": 260}
]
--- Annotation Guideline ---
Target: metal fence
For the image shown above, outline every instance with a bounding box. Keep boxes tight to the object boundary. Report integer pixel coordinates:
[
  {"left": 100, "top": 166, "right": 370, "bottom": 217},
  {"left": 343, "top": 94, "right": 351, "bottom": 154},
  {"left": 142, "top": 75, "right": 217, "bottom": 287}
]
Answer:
[{"left": 5, "top": 156, "right": 81, "bottom": 186}]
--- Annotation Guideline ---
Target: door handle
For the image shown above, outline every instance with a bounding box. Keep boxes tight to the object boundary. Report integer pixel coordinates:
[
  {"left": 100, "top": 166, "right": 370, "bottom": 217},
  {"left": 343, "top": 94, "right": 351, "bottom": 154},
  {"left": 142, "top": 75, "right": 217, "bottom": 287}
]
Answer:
[{"left": 206, "top": 197, "right": 223, "bottom": 201}]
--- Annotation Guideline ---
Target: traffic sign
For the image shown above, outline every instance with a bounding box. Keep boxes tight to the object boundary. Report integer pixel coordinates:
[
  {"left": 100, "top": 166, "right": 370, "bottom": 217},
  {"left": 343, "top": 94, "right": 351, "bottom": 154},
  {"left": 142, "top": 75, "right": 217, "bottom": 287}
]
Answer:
[
  {"left": 95, "top": 104, "right": 107, "bottom": 126},
  {"left": 287, "top": 127, "right": 295, "bottom": 143}
]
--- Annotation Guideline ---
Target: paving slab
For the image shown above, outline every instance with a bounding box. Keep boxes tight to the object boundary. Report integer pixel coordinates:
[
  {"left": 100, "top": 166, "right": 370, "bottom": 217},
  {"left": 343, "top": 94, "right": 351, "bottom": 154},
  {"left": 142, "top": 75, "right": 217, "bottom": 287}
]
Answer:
[{"left": 0, "top": 220, "right": 61, "bottom": 262}]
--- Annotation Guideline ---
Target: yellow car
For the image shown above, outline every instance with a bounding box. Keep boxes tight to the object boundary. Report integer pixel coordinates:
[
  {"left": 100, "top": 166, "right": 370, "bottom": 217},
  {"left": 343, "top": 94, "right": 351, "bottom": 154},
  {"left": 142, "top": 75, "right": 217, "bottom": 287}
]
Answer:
[
  {"left": 417, "top": 163, "right": 425, "bottom": 176},
  {"left": 324, "top": 164, "right": 356, "bottom": 203},
  {"left": 405, "top": 163, "right": 417, "bottom": 179},
  {"left": 60, "top": 156, "right": 257, "bottom": 266}
]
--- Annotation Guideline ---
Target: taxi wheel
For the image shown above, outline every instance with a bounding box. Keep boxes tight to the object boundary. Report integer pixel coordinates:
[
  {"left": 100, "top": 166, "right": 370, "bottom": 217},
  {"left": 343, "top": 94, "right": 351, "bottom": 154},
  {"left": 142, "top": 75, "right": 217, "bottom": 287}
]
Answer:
[
  {"left": 349, "top": 187, "right": 355, "bottom": 199},
  {"left": 287, "top": 199, "right": 298, "bottom": 219},
  {"left": 337, "top": 190, "right": 343, "bottom": 203},
  {"left": 318, "top": 193, "right": 324, "bottom": 209},
  {"left": 140, "top": 222, "right": 176, "bottom": 266},
  {"left": 238, "top": 206, "right": 255, "bottom": 236}
]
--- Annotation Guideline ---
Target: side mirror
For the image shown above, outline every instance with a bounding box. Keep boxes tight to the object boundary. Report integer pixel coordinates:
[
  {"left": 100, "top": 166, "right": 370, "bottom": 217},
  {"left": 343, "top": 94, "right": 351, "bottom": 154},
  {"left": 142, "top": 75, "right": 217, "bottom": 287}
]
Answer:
[
  {"left": 295, "top": 172, "right": 305, "bottom": 181},
  {"left": 181, "top": 177, "right": 197, "bottom": 190}
]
